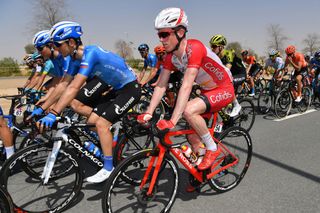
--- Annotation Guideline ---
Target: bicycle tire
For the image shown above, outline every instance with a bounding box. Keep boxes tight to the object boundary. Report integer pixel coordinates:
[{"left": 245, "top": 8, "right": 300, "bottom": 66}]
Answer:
[
  {"left": 0, "top": 186, "right": 14, "bottom": 213},
  {"left": 102, "top": 149, "right": 179, "bottom": 213},
  {"left": 257, "top": 88, "right": 272, "bottom": 114},
  {"left": 233, "top": 98, "right": 255, "bottom": 132},
  {"left": 275, "top": 89, "right": 292, "bottom": 118},
  {"left": 0, "top": 143, "right": 83, "bottom": 213},
  {"left": 297, "top": 87, "right": 312, "bottom": 113},
  {"left": 207, "top": 126, "right": 252, "bottom": 193},
  {"left": 113, "top": 132, "right": 155, "bottom": 165}
]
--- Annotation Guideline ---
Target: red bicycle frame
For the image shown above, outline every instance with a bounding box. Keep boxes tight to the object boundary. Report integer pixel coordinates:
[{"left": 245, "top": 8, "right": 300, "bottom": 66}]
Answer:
[{"left": 140, "top": 112, "right": 239, "bottom": 196}]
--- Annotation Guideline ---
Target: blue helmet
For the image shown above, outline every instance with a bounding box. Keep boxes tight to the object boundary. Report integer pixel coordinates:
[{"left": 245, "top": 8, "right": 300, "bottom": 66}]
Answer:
[
  {"left": 50, "top": 21, "right": 83, "bottom": 42},
  {"left": 138, "top": 43, "right": 149, "bottom": 52},
  {"left": 33, "top": 30, "right": 51, "bottom": 48},
  {"left": 314, "top": 50, "right": 320, "bottom": 60}
]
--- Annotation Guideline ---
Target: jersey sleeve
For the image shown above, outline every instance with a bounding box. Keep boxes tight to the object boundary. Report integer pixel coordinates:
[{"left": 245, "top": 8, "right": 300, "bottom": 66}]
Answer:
[
  {"left": 42, "top": 60, "right": 54, "bottom": 75},
  {"left": 78, "top": 49, "right": 98, "bottom": 77},
  {"left": 187, "top": 41, "right": 206, "bottom": 69},
  {"left": 149, "top": 54, "right": 157, "bottom": 68}
]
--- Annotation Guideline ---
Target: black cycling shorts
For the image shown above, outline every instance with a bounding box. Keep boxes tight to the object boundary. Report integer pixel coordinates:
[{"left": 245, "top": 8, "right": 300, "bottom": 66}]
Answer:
[
  {"left": 76, "top": 77, "right": 141, "bottom": 123},
  {"left": 294, "top": 66, "right": 308, "bottom": 77},
  {"left": 249, "top": 63, "right": 262, "bottom": 77}
]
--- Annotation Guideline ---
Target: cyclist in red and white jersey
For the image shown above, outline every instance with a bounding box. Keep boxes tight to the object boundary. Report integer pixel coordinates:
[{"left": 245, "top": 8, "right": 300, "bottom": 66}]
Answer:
[{"left": 138, "top": 7, "right": 234, "bottom": 171}]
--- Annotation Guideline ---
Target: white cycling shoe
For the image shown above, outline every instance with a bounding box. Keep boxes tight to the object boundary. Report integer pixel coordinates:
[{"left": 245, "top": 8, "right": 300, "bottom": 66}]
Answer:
[
  {"left": 86, "top": 168, "right": 114, "bottom": 183},
  {"left": 295, "top": 96, "right": 302, "bottom": 102},
  {"left": 229, "top": 104, "right": 242, "bottom": 117}
]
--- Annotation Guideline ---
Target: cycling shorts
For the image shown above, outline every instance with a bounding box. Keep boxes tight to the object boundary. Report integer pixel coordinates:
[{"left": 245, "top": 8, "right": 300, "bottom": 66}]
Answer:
[
  {"left": 294, "top": 66, "right": 308, "bottom": 77},
  {"left": 199, "top": 84, "right": 235, "bottom": 113},
  {"left": 77, "top": 78, "right": 141, "bottom": 123},
  {"left": 233, "top": 73, "right": 246, "bottom": 90},
  {"left": 249, "top": 63, "right": 262, "bottom": 77},
  {"left": 0, "top": 106, "right": 3, "bottom": 116}
]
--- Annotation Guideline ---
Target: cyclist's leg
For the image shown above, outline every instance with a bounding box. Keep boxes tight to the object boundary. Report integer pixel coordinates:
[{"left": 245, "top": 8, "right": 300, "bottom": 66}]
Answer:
[
  {"left": 86, "top": 81, "right": 141, "bottom": 183},
  {"left": 185, "top": 84, "right": 234, "bottom": 170},
  {"left": 295, "top": 73, "right": 303, "bottom": 101},
  {"left": 0, "top": 110, "right": 14, "bottom": 159}
]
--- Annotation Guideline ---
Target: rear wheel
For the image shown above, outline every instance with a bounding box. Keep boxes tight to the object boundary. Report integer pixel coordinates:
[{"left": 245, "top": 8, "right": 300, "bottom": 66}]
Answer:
[
  {"left": 297, "top": 87, "right": 312, "bottom": 113},
  {"left": 207, "top": 126, "right": 252, "bottom": 193},
  {"left": 233, "top": 98, "right": 255, "bottom": 132},
  {"left": 257, "top": 88, "right": 272, "bottom": 114},
  {"left": 0, "top": 186, "right": 14, "bottom": 213}
]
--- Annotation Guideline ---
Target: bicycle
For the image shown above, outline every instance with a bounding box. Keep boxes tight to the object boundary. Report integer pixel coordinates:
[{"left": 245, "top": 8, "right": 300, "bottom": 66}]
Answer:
[
  {"left": 274, "top": 73, "right": 312, "bottom": 118},
  {"left": 102, "top": 112, "right": 252, "bottom": 213}
]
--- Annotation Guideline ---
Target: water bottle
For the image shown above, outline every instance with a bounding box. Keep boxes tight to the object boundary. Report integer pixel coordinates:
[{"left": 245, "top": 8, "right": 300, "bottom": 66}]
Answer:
[
  {"left": 181, "top": 145, "right": 198, "bottom": 164},
  {"left": 84, "top": 141, "right": 102, "bottom": 158}
]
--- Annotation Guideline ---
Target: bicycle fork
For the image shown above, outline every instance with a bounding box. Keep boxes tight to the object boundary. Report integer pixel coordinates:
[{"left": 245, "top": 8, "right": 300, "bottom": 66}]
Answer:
[
  {"left": 41, "top": 128, "right": 66, "bottom": 184},
  {"left": 140, "top": 145, "right": 166, "bottom": 196}
]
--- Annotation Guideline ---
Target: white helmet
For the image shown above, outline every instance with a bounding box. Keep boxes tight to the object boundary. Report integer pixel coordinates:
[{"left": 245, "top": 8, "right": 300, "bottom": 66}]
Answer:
[{"left": 155, "top": 7, "right": 188, "bottom": 30}]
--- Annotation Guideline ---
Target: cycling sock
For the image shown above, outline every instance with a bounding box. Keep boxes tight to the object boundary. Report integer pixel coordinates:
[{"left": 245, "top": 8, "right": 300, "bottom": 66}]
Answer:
[
  {"left": 5, "top": 146, "right": 14, "bottom": 159},
  {"left": 233, "top": 98, "right": 240, "bottom": 107},
  {"left": 102, "top": 155, "right": 114, "bottom": 171},
  {"left": 200, "top": 133, "right": 217, "bottom": 151}
]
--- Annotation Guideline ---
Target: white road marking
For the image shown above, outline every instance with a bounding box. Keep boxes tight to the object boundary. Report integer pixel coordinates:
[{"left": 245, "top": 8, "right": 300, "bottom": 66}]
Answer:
[{"left": 274, "top": 109, "right": 317, "bottom": 121}]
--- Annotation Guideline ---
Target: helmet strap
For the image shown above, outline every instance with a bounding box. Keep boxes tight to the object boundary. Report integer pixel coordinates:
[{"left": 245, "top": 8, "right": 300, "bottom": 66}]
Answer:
[{"left": 167, "top": 27, "right": 187, "bottom": 54}]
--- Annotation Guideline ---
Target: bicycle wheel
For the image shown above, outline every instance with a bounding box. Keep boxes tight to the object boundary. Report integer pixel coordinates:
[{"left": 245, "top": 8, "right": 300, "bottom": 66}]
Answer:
[
  {"left": 233, "top": 98, "right": 255, "bottom": 132},
  {"left": 297, "top": 87, "right": 312, "bottom": 113},
  {"left": 0, "top": 186, "right": 14, "bottom": 213},
  {"left": 0, "top": 143, "right": 83, "bottom": 213},
  {"left": 207, "top": 126, "right": 252, "bottom": 193},
  {"left": 254, "top": 79, "right": 264, "bottom": 99},
  {"left": 113, "top": 132, "right": 155, "bottom": 165},
  {"left": 102, "top": 149, "right": 179, "bottom": 213},
  {"left": 257, "top": 88, "right": 272, "bottom": 114},
  {"left": 275, "top": 89, "right": 292, "bottom": 118}
]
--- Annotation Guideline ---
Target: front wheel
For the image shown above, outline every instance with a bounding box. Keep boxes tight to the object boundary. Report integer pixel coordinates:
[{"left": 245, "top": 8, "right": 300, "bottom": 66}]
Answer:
[
  {"left": 208, "top": 126, "right": 252, "bottom": 193},
  {"left": 0, "top": 143, "right": 83, "bottom": 213},
  {"left": 275, "top": 89, "right": 292, "bottom": 118},
  {"left": 257, "top": 88, "right": 272, "bottom": 114},
  {"left": 0, "top": 186, "right": 14, "bottom": 213},
  {"left": 297, "top": 87, "right": 312, "bottom": 113},
  {"left": 102, "top": 149, "right": 179, "bottom": 213}
]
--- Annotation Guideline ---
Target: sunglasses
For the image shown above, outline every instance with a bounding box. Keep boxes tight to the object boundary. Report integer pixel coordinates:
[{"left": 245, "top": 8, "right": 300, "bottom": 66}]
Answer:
[
  {"left": 157, "top": 30, "right": 174, "bottom": 39},
  {"left": 54, "top": 40, "right": 68, "bottom": 47},
  {"left": 36, "top": 45, "right": 46, "bottom": 52},
  {"left": 287, "top": 53, "right": 294, "bottom": 57}
]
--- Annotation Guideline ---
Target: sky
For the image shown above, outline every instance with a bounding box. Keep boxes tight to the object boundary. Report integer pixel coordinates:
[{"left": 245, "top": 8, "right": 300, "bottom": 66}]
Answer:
[{"left": 1, "top": 0, "right": 320, "bottom": 62}]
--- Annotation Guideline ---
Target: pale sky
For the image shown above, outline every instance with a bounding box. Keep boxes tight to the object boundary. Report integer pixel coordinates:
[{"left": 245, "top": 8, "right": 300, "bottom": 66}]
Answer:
[{"left": 1, "top": 0, "right": 319, "bottom": 62}]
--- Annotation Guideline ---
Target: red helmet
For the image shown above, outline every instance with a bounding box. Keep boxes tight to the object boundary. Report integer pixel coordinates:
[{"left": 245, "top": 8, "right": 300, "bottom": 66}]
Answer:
[
  {"left": 154, "top": 45, "right": 166, "bottom": 54},
  {"left": 285, "top": 45, "right": 296, "bottom": 55}
]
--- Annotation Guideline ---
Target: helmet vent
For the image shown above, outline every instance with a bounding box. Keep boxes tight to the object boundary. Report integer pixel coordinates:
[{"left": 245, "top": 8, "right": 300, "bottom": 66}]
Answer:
[{"left": 168, "top": 18, "right": 177, "bottom": 23}]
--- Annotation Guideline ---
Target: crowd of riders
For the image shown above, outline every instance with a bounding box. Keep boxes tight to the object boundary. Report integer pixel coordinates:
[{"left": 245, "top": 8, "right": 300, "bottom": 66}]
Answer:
[{"left": 1, "top": 6, "right": 320, "bottom": 184}]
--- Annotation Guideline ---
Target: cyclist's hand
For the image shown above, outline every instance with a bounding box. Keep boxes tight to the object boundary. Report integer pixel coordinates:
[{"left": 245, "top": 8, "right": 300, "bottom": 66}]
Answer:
[
  {"left": 37, "top": 112, "right": 57, "bottom": 130},
  {"left": 156, "top": 119, "right": 174, "bottom": 130},
  {"left": 137, "top": 113, "right": 152, "bottom": 123},
  {"left": 27, "top": 106, "right": 44, "bottom": 120}
]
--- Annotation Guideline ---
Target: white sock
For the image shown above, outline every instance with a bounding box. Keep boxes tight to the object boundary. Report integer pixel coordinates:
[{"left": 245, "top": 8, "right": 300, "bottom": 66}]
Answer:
[
  {"left": 5, "top": 146, "right": 14, "bottom": 159},
  {"left": 200, "top": 133, "right": 217, "bottom": 151},
  {"left": 233, "top": 98, "right": 240, "bottom": 107}
]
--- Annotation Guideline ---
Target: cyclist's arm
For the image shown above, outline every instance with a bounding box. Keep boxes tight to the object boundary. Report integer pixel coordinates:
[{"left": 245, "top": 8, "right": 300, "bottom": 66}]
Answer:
[
  {"left": 170, "top": 67, "right": 198, "bottom": 125},
  {"left": 40, "top": 74, "right": 73, "bottom": 110},
  {"left": 144, "top": 67, "right": 158, "bottom": 84},
  {"left": 34, "top": 73, "right": 47, "bottom": 90},
  {"left": 287, "top": 56, "right": 301, "bottom": 71},
  {"left": 51, "top": 74, "right": 87, "bottom": 114},
  {"left": 26, "top": 72, "right": 41, "bottom": 89},
  {"left": 146, "top": 69, "right": 171, "bottom": 115},
  {"left": 138, "top": 67, "right": 147, "bottom": 84}
]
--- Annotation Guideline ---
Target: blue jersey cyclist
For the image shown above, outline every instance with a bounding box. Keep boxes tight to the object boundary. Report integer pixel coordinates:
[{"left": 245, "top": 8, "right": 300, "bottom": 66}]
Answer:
[
  {"left": 309, "top": 50, "right": 320, "bottom": 101},
  {"left": 38, "top": 21, "right": 141, "bottom": 183},
  {"left": 137, "top": 43, "right": 158, "bottom": 86},
  {"left": 29, "top": 30, "right": 71, "bottom": 113}
]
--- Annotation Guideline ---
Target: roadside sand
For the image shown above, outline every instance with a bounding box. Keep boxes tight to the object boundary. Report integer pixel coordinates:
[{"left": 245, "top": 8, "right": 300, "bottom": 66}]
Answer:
[{"left": 0, "top": 77, "right": 29, "bottom": 114}]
